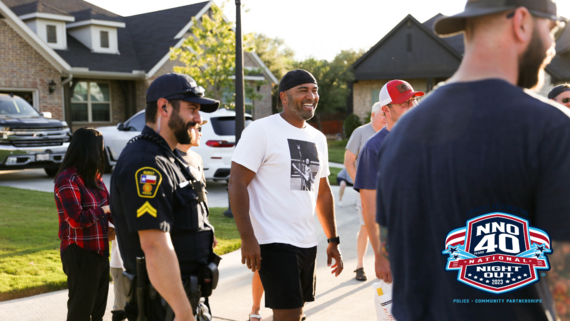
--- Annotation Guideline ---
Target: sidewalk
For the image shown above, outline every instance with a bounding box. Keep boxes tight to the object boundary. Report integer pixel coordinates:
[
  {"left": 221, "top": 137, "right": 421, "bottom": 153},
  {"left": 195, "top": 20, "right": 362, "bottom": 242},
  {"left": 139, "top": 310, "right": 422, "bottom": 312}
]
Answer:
[{"left": 0, "top": 184, "right": 376, "bottom": 321}]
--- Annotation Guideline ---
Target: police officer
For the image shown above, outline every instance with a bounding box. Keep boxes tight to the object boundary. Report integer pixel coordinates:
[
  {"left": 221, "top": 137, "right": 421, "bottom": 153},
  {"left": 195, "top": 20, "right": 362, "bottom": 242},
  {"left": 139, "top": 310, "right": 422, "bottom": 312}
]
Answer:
[{"left": 110, "top": 73, "right": 220, "bottom": 321}]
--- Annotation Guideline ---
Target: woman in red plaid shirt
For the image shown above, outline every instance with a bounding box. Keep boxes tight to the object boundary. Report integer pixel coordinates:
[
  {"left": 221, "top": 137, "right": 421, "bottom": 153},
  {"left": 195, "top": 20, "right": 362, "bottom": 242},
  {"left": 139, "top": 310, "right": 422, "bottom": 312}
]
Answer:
[{"left": 54, "top": 128, "right": 111, "bottom": 321}]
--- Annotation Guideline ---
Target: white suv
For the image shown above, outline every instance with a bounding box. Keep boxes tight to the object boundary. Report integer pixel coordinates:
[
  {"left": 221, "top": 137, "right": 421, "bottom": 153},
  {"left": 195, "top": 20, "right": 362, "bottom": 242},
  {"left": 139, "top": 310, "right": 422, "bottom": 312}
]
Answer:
[{"left": 97, "top": 108, "right": 252, "bottom": 180}]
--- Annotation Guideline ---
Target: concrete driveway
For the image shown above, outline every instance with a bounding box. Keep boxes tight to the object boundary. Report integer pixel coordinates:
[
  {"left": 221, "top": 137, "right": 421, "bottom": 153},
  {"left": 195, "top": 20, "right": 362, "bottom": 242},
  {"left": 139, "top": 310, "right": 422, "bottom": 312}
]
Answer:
[{"left": 0, "top": 169, "right": 378, "bottom": 321}]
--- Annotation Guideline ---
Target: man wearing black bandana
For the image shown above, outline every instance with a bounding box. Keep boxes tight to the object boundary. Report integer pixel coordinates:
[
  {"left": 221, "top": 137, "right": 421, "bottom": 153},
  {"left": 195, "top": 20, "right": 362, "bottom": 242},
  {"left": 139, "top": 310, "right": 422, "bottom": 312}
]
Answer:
[
  {"left": 230, "top": 69, "right": 343, "bottom": 321},
  {"left": 110, "top": 73, "right": 220, "bottom": 321},
  {"left": 375, "top": 1, "right": 570, "bottom": 321}
]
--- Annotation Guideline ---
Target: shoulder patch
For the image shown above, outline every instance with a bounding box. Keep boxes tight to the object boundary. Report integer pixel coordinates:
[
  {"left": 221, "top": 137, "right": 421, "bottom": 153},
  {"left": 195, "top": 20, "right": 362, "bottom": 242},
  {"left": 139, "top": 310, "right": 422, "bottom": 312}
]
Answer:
[{"left": 135, "top": 167, "right": 162, "bottom": 198}]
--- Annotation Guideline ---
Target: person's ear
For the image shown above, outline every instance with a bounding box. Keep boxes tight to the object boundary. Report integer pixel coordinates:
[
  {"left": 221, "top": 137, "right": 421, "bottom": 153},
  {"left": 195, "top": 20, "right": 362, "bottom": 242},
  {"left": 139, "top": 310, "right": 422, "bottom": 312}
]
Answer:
[
  {"left": 279, "top": 91, "right": 288, "bottom": 106},
  {"left": 157, "top": 98, "right": 169, "bottom": 117},
  {"left": 512, "top": 7, "right": 533, "bottom": 45},
  {"left": 381, "top": 105, "right": 390, "bottom": 116}
]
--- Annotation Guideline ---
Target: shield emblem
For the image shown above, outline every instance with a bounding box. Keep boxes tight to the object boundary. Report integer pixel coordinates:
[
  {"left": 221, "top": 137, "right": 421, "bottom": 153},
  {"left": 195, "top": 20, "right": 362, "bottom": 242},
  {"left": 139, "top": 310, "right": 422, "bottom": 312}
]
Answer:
[{"left": 443, "top": 212, "right": 551, "bottom": 294}]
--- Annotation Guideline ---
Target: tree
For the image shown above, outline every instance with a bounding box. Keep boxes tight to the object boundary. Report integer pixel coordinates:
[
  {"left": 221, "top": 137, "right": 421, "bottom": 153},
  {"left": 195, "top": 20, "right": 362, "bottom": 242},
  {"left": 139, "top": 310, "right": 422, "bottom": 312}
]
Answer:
[
  {"left": 292, "top": 49, "right": 365, "bottom": 128},
  {"left": 170, "top": 2, "right": 264, "bottom": 109}
]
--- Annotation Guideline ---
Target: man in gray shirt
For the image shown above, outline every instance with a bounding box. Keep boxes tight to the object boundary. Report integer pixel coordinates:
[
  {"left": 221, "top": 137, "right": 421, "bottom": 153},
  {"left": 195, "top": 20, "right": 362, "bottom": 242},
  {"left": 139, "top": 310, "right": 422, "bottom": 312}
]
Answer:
[{"left": 343, "top": 101, "right": 386, "bottom": 281}]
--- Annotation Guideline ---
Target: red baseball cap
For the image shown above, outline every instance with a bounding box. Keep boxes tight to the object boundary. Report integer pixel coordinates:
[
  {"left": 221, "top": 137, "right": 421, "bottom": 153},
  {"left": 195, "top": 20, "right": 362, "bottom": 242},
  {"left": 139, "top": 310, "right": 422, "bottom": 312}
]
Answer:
[{"left": 379, "top": 80, "right": 424, "bottom": 106}]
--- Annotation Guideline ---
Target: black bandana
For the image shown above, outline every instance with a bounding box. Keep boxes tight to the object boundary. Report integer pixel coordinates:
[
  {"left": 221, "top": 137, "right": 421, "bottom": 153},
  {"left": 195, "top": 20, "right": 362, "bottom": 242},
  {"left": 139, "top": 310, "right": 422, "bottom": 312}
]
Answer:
[{"left": 279, "top": 69, "right": 317, "bottom": 93}]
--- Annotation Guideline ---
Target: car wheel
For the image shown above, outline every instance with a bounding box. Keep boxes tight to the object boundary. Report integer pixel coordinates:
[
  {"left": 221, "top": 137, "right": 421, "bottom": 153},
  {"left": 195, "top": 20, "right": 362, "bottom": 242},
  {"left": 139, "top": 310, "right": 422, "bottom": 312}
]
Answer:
[
  {"left": 104, "top": 150, "right": 113, "bottom": 174},
  {"left": 44, "top": 167, "right": 58, "bottom": 177}
]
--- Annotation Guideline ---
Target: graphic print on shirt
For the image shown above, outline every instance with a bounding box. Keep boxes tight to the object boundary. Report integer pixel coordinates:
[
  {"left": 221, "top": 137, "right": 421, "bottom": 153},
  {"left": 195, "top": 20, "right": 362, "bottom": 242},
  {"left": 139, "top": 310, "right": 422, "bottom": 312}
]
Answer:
[
  {"left": 442, "top": 212, "right": 552, "bottom": 294},
  {"left": 288, "top": 139, "right": 320, "bottom": 191}
]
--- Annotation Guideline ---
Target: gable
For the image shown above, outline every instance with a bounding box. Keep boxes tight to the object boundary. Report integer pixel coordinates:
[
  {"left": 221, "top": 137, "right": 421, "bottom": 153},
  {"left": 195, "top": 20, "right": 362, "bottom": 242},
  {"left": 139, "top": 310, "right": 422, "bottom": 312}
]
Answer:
[{"left": 353, "top": 16, "right": 461, "bottom": 80}]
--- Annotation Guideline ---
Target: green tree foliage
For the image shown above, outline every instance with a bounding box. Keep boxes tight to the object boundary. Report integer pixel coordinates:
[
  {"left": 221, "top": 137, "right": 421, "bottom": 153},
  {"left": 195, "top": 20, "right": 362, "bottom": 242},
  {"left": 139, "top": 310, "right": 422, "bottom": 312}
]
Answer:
[
  {"left": 170, "top": 3, "right": 264, "bottom": 109},
  {"left": 292, "top": 49, "right": 365, "bottom": 127},
  {"left": 247, "top": 33, "right": 295, "bottom": 81},
  {"left": 344, "top": 113, "right": 362, "bottom": 139}
]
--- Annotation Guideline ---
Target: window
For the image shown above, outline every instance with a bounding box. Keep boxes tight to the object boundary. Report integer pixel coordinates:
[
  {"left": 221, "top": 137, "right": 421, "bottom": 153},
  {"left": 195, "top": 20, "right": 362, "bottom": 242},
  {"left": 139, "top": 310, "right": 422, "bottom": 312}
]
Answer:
[
  {"left": 372, "top": 89, "right": 381, "bottom": 105},
  {"left": 209, "top": 116, "right": 253, "bottom": 136},
  {"left": 125, "top": 113, "right": 145, "bottom": 131},
  {"left": 100, "top": 31, "right": 109, "bottom": 48},
  {"left": 71, "top": 82, "right": 111, "bottom": 122},
  {"left": 47, "top": 25, "right": 57, "bottom": 44}
]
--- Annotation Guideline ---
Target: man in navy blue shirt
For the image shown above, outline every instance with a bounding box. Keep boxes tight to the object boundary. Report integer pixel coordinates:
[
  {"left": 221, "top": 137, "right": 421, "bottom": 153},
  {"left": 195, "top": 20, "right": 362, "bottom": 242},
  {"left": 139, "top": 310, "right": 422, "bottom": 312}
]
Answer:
[
  {"left": 376, "top": 1, "right": 570, "bottom": 320},
  {"left": 353, "top": 80, "right": 424, "bottom": 283}
]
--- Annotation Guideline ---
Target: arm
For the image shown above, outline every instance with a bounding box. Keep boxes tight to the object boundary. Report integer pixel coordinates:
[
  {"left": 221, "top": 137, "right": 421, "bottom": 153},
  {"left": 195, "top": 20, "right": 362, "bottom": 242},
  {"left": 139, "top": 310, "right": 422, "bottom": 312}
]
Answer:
[
  {"left": 228, "top": 162, "right": 260, "bottom": 272},
  {"left": 139, "top": 230, "right": 195, "bottom": 321},
  {"left": 546, "top": 241, "right": 570, "bottom": 320},
  {"left": 56, "top": 177, "right": 107, "bottom": 229},
  {"left": 344, "top": 150, "right": 357, "bottom": 181},
  {"left": 315, "top": 177, "right": 343, "bottom": 276},
  {"left": 360, "top": 189, "right": 392, "bottom": 283}
]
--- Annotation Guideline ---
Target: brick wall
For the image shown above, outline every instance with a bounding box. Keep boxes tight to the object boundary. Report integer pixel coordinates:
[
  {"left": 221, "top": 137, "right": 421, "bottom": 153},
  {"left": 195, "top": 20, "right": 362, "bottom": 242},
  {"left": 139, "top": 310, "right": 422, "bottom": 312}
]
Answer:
[
  {"left": 0, "top": 20, "right": 64, "bottom": 120},
  {"left": 353, "top": 79, "right": 428, "bottom": 122}
]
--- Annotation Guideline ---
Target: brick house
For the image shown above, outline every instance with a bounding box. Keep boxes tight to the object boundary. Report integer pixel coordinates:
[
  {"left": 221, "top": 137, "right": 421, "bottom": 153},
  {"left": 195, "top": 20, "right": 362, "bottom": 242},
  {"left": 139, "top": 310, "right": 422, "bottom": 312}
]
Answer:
[
  {"left": 0, "top": 0, "right": 278, "bottom": 131},
  {"left": 350, "top": 14, "right": 570, "bottom": 121}
]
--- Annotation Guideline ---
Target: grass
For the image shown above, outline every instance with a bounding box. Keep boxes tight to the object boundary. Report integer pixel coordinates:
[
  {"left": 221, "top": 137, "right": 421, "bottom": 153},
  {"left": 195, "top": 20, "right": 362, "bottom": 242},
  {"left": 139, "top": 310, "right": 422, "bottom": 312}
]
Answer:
[
  {"left": 328, "top": 139, "right": 348, "bottom": 164},
  {"left": 0, "top": 186, "right": 240, "bottom": 301},
  {"left": 328, "top": 167, "right": 342, "bottom": 186}
]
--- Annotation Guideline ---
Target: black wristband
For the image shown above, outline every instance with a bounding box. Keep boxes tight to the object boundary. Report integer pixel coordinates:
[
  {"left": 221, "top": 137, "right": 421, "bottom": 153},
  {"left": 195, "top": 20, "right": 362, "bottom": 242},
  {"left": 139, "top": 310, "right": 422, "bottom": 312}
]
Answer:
[{"left": 327, "top": 237, "right": 340, "bottom": 244}]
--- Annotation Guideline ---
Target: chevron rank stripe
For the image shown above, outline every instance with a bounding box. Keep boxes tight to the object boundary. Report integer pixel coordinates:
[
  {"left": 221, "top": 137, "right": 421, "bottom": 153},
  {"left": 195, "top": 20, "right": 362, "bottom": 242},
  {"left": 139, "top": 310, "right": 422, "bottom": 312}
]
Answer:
[{"left": 137, "top": 201, "right": 157, "bottom": 218}]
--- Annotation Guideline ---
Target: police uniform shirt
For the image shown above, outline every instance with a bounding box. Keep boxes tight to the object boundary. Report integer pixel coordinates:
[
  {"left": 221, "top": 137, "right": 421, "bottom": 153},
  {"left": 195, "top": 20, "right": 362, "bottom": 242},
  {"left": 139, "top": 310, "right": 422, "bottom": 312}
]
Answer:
[{"left": 110, "top": 126, "right": 213, "bottom": 277}]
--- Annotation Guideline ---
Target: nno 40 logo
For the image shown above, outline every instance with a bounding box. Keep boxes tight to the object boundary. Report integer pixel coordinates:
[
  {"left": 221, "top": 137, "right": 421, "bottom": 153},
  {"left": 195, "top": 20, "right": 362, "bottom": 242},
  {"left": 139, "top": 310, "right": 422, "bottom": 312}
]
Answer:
[{"left": 442, "top": 212, "right": 552, "bottom": 294}]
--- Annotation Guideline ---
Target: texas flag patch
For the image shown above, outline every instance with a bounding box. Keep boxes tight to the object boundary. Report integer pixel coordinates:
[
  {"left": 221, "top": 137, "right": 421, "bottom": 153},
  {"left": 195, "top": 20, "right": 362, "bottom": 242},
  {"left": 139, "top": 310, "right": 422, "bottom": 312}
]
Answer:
[{"left": 141, "top": 175, "right": 157, "bottom": 184}]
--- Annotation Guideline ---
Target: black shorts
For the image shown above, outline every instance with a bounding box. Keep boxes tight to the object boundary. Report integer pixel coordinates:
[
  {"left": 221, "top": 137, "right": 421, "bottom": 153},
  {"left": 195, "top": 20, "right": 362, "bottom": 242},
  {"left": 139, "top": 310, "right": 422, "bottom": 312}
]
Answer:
[
  {"left": 258, "top": 243, "right": 317, "bottom": 310},
  {"left": 336, "top": 177, "right": 353, "bottom": 186}
]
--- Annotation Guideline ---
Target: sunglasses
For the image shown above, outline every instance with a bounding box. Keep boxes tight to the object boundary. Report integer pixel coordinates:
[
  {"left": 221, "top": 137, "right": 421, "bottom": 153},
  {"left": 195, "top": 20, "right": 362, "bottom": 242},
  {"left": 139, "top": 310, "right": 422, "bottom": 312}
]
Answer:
[
  {"left": 164, "top": 86, "right": 206, "bottom": 99},
  {"left": 506, "top": 11, "right": 567, "bottom": 41},
  {"left": 562, "top": 98, "right": 570, "bottom": 104},
  {"left": 391, "top": 97, "right": 419, "bottom": 108},
  {"left": 195, "top": 126, "right": 202, "bottom": 133}
]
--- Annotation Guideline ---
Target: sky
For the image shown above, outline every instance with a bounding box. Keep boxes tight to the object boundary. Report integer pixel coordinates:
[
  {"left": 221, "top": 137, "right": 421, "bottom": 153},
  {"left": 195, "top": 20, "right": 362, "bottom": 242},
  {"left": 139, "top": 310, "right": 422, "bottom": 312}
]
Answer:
[{"left": 86, "top": 0, "right": 570, "bottom": 62}]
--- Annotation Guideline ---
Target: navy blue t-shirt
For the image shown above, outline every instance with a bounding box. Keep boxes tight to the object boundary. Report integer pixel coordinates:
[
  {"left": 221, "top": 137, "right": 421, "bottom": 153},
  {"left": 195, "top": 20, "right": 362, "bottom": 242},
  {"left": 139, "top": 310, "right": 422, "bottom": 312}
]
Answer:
[
  {"left": 376, "top": 79, "right": 570, "bottom": 321},
  {"left": 353, "top": 127, "right": 389, "bottom": 192}
]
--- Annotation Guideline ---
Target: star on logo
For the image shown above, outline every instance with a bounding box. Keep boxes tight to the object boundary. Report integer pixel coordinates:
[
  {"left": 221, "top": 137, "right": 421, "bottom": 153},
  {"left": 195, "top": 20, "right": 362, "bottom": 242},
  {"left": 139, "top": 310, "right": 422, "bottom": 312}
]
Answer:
[
  {"left": 535, "top": 253, "right": 542, "bottom": 259},
  {"left": 453, "top": 254, "right": 459, "bottom": 260},
  {"left": 536, "top": 245, "right": 545, "bottom": 253},
  {"left": 449, "top": 246, "right": 458, "bottom": 254}
]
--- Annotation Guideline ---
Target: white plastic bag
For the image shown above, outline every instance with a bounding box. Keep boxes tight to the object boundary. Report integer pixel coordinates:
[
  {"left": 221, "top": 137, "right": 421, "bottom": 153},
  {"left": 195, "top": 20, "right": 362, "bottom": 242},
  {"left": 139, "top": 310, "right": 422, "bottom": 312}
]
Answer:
[{"left": 372, "top": 280, "right": 396, "bottom": 321}]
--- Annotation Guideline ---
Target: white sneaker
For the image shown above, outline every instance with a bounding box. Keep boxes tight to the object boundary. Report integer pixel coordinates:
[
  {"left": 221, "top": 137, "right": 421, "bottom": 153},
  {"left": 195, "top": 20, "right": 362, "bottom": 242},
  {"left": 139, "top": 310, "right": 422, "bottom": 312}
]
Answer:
[{"left": 337, "top": 200, "right": 343, "bottom": 207}]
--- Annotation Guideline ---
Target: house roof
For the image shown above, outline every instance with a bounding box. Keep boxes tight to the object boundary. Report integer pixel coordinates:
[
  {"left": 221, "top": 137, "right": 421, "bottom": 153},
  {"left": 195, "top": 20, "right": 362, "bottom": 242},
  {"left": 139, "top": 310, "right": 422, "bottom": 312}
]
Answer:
[
  {"left": 1, "top": 0, "right": 277, "bottom": 83},
  {"left": 354, "top": 12, "right": 570, "bottom": 82},
  {"left": 352, "top": 14, "right": 463, "bottom": 80}
]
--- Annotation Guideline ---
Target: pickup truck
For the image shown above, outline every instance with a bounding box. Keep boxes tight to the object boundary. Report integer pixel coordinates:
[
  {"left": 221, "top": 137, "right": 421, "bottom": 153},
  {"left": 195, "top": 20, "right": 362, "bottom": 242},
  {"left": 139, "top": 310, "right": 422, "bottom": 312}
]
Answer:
[{"left": 0, "top": 94, "right": 71, "bottom": 177}]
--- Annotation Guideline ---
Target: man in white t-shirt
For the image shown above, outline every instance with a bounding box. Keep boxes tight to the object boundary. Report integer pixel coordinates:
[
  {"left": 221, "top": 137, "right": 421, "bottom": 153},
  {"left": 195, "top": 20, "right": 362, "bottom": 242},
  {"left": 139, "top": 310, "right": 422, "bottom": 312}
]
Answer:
[{"left": 230, "top": 69, "right": 343, "bottom": 321}]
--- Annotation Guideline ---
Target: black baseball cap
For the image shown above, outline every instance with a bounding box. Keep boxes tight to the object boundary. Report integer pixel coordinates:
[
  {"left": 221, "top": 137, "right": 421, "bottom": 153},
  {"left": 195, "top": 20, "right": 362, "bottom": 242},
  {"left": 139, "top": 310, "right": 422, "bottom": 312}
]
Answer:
[
  {"left": 548, "top": 84, "right": 570, "bottom": 99},
  {"left": 434, "top": 0, "right": 565, "bottom": 37},
  {"left": 146, "top": 73, "right": 219, "bottom": 113}
]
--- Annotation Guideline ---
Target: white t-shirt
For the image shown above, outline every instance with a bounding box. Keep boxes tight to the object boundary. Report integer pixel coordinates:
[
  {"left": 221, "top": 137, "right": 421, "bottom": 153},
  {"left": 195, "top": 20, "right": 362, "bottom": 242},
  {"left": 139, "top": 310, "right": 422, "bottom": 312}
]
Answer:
[{"left": 232, "top": 114, "right": 330, "bottom": 248}]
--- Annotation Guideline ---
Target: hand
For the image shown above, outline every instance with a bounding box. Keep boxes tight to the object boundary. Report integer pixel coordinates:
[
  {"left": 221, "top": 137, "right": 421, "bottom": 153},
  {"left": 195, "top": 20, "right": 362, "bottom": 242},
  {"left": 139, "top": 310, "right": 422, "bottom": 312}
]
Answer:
[
  {"left": 213, "top": 235, "right": 218, "bottom": 249},
  {"left": 108, "top": 228, "right": 116, "bottom": 241},
  {"left": 101, "top": 205, "right": 111, "bottom": 214},
  {"left": 375, "top": 254, "right": 392, "bottom": 284},
  {"left": 327, "top": 243, "right": 343, "bottom": 277},
  {"left": 241, "top": 236, "right": 261, "bottom": 272},
  {"left": 173, "top": 308, "right": 195, "bottom": 321}
]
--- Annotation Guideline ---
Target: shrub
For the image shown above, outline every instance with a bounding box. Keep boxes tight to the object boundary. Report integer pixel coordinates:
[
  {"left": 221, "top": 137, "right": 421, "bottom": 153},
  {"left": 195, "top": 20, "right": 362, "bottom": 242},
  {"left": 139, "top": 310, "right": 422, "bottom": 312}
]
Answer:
[{"left": 344, "top": 114, "right": 362, "bottom": 140}]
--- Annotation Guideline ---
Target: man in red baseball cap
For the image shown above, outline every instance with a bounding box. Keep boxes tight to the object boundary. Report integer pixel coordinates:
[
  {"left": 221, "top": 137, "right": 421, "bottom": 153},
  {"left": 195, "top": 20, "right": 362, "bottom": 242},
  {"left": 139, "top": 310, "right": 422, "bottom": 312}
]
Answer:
[{"left": 353, "top": 80, "right": 424, "bottom": 284}]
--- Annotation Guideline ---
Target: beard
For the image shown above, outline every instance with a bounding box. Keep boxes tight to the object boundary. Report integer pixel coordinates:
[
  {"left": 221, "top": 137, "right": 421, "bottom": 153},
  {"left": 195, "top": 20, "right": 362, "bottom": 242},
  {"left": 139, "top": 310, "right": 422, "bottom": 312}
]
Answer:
[
  {"left": 288, "top": 93, "right": 316, "bottom": 121},
  {"left": 517, "top": 26, "right": 548, "bottom": 89},
  {"left": 168, "top": 109, "right": 195, "bottom": 145}
]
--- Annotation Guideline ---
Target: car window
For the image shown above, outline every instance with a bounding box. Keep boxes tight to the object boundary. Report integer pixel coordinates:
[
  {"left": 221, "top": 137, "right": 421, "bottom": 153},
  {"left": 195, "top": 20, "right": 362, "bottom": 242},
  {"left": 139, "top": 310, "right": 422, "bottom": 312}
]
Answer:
[
  {"left": 209, "top": 116, "right": 253, "bottom": 136},
  {"left": 125, "top": 113, "right": 145, "bottom": 131},
  {"left": 0, "top": 96, "right": 40, "bottom": 117}
]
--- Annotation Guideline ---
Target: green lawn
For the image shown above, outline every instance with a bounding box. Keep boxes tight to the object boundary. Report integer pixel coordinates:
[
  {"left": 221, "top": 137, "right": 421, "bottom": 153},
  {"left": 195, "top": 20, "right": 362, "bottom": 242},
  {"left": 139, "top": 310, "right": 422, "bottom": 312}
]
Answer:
[
  {"left": 0, "top": 186, "right": 240, "bottom": 301},
  {"left": 328, "top": 167, "right": 342, "bottom": 186},
  {"left": 328, "top": 139, "right": 347, "bottom": 164}
]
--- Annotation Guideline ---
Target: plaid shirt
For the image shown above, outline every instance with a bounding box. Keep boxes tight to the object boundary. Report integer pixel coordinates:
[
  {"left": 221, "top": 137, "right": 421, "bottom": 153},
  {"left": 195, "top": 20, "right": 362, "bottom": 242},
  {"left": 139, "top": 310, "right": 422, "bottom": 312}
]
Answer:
[{"left": 54, "top": 167, "right": 111, "bottom": 258}]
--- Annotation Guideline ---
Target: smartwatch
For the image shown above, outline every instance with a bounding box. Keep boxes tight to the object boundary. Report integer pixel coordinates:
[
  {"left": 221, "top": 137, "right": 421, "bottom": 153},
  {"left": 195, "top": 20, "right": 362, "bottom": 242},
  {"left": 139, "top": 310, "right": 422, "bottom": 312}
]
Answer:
[{"left": 327, "top": 236, "right": 340, "bottom": 244}]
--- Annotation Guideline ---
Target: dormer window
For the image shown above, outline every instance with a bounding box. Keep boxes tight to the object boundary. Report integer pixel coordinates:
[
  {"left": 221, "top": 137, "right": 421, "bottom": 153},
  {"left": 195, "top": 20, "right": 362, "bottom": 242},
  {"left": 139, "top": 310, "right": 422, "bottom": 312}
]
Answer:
[
  {"left": 46, "top": 25, "right": 57, "bottom": 43},
  {"left": 67, "top": 20, "right": 125, "bottom": 54},
  {"left": 100, "top": 31, "right": 109, "bottom": 48},
  {"left": 19, "top": 13, "right": 74, "bottom": 50}
]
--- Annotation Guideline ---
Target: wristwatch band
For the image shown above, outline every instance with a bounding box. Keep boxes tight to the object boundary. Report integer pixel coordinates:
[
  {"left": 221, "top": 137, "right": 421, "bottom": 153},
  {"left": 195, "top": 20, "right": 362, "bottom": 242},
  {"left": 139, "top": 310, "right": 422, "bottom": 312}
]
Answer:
[{"left": 327, "top": 236, "right": 340, "bottom": 244}]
